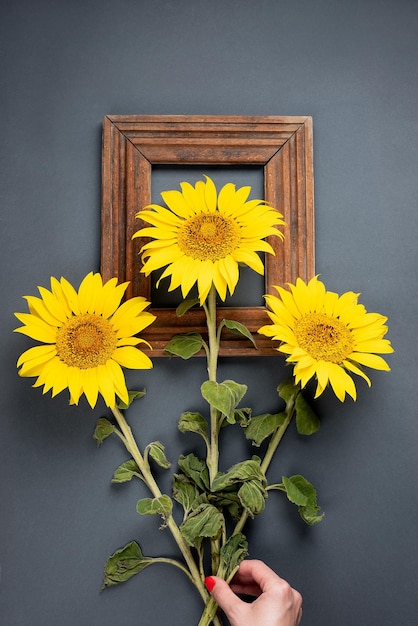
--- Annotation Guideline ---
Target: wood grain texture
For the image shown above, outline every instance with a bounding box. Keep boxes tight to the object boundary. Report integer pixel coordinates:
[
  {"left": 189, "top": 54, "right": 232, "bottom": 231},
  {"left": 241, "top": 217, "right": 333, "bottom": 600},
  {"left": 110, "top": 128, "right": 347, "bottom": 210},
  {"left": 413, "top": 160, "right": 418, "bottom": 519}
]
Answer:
[{"left": 101, "top": 115, "right": 315, "bottom": 356}]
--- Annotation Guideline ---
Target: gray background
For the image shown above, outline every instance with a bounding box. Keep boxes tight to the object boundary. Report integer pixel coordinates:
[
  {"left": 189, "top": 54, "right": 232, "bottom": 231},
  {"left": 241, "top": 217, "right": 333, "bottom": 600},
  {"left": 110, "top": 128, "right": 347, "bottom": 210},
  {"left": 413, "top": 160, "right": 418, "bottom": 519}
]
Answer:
[{"left": 1, "top": 0, "right": 417, "bottom": 624}]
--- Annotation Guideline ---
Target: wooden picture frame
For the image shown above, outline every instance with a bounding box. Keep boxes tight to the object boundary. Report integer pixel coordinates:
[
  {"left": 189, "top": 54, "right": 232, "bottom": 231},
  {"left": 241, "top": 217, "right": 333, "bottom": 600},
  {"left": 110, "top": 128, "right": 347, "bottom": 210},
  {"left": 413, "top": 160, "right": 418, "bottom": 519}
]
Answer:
[{"left": 101, "top": 115, "right": 314, "bottom": 356}]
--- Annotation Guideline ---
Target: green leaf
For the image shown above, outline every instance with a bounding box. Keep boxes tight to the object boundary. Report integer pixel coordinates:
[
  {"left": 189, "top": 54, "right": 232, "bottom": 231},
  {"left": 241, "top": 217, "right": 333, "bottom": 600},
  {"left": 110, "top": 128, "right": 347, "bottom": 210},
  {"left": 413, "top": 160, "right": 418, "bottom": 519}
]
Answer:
[
  {"left": 176, "top": 298, "right": 200, "bottom": 317},
  {"left": 172, "top": 474, "right": 199, "bottom": 515},
  {"left": 101, "top": 541, "right": 154, "bottom": 590},
  {"left": 238, "top": 479, "right": 267, "bottom": 517},
  {"left": 180, "top": 503, "right": 224, "bottom": 546},
  {"left": 136, "top": 495, "right": 173, "bottom": 522},
  {"left": 116, "top": 389, "right": 146, "bottom": 410},
  {"left": 201, "top": 379, "right": 247, "bottom": 423},
  {"left": 277, "top": 380, "right": 300, "bottom": 403},
  {"left": 211, "top": 457, "right": 265, "bottom": 492},
  {"left": 93, "top": 418, "right": 116, "bottom": 446},
  {"left": 244, "top": 412, "right": 287, "bottom": 446},
  {"left": 220, "top": 533, "right": 248, "bottom": 579},
  {"left": 112, "top": 459, "right": 142, "bottom": 483},
  {"left": 281, "top": 475, "right": 311, "bottom": 506},
  {"left": 178, "top": 412, "right": 208, "bottom": 440},
  {"left": 178, "top": 454, "right": 210, "bottom": 491},
  {"left": 281, "top": 474, "right": 324, "bottom": 525},
  {"left": 223, "top": 319, "right": 257, "bottom": 348},
  {"left": 145, "top": 441, "right": 171, "bottom": 469},
  {"left": 295, "top": 393, "right": 320, "bottom": 435},
  {"left": 299, "top": 503, "right": 324, "bottom": 525},
  {"left": 164, "top": 332, "right": 204, "bottom": 359},
  {"left": 232, "top": 407, "right": 252, "bottom": 426}
]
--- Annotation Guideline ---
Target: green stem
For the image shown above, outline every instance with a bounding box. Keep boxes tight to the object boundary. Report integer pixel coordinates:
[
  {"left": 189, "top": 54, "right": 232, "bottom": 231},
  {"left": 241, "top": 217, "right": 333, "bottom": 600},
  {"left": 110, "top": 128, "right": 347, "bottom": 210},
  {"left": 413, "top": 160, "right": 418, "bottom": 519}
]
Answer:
[
  {"left": 204, "top": 286, "right": 220, "bottom": 486},
  {"left": 232, "top": 390, "right": 298, "bottom": 537},
  {"left": 110, "top": 405, "right": 209, "bottom": 606}
]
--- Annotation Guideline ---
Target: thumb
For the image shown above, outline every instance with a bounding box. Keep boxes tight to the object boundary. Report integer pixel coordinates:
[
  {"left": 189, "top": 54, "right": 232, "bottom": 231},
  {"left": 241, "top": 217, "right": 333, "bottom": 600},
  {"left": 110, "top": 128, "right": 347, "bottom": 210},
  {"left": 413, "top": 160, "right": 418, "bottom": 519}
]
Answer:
[{"left": 205, "top": 576, "right": 242, "bottom": 616}]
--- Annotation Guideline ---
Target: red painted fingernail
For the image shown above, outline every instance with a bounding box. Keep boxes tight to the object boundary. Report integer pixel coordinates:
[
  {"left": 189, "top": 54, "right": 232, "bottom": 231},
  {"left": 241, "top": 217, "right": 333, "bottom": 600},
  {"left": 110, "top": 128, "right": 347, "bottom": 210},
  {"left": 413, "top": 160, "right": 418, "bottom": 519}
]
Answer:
[{"left": 205, "top": 576, "right": 216, "bottom": 593}]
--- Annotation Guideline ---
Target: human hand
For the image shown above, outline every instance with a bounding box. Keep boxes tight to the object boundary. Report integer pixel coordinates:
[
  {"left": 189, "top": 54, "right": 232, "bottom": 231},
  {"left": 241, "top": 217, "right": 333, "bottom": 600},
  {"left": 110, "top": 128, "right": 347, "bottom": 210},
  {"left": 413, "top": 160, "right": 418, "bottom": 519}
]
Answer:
[{"left": 205, "top": 559, "right": 302, "bottom": 626}]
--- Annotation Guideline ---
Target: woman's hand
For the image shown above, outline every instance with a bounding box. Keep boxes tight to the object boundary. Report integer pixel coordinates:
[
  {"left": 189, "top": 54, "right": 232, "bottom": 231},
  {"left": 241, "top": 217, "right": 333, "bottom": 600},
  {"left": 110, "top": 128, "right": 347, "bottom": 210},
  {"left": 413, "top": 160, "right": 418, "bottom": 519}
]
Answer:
[{"left": 205, "top": 559, "right": 302, "bottom": 626}]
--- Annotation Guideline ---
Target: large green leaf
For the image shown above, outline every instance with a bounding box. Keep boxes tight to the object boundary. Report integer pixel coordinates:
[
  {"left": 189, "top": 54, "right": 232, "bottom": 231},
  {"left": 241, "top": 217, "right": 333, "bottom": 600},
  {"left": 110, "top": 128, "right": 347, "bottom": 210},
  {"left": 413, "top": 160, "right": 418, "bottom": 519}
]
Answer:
[
  {"left": 295, "top": 393, "right": 320, "bottom": 435},
  {"left": 93, "top": 418, "right": 116, "bottom": 446},
  {"left": 222, "top": 319, "right": 257, "bottom": 348},
  {"left": 201, "top": 379, "right": 247, "bottom": 422},
  {"left": 281, "top": 474, "right": 324, "bottom": 525},
  {"left": 164, "top": 332, "right": 204, "bottom": 359},
  {"left": 172, "top": 473, "right": 199, "bottom": 515},
  {"left": 136, "top": 495, "right": 173, "bottom": 522},
  {"left": 277, "top": 380, "right": 300, "bottom": 403},
  {"left": 244, "top": 412, "right": 287, "bottom": 446},
  {"left": 178, "top": 412, "right": 208, "bottom": 441},
  {"left": 238, "top": 479, "right": 267, "bottom": 517},
  {"left": 112, "top": 459, "right": 142, "bottom": 483},
  {"left": 178, "top": 454, "right": 210, "bottom": 491},
  {"left": 219, "top": 533, "right": 248, "bottom": 579},
  {"left": 145, "top": 441, "right": 171, "bottom": 469},
  {"left": 180, "top": 503, "right": 224, "bottom": 546},
  {"left": 211, "top": 457, "right": 265, "bottom": 492},
  {"left": 101, "top": 541, "right": 154, "bottom": 590}
]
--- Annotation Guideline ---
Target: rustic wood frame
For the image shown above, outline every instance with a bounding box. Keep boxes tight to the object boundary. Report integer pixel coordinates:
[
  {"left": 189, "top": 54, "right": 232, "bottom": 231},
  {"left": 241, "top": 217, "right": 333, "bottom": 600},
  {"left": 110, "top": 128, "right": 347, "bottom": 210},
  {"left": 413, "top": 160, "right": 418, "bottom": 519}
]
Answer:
[{"left": 101, "top": 115, "right": 315, "bottom": 356}]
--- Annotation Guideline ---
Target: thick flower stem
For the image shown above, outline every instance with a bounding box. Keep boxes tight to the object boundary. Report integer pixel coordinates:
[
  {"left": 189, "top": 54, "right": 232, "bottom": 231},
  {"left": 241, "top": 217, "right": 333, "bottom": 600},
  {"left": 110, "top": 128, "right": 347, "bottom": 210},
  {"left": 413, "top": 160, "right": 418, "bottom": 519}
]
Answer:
[
  {"left": 204, "top": 286, "right": 220, "bottom": 486},
  {"left": 110, "top": 405, "right": 210, "bottom": 607}
]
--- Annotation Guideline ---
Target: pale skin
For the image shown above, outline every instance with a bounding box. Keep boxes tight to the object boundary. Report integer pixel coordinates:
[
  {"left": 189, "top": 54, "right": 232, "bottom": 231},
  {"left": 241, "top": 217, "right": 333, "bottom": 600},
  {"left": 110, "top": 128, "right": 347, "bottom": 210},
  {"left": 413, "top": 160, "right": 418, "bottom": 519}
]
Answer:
[{"left": 206, "top": 560, "right": 303, "bottom": 626}]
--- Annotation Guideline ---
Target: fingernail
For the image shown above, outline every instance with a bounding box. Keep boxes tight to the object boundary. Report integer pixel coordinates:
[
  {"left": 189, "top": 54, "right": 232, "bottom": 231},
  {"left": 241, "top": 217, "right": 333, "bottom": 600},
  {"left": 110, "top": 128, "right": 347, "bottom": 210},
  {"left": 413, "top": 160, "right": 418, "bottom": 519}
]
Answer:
[{"left": 205, "top": 576, "right": 216, "bottom": 593}]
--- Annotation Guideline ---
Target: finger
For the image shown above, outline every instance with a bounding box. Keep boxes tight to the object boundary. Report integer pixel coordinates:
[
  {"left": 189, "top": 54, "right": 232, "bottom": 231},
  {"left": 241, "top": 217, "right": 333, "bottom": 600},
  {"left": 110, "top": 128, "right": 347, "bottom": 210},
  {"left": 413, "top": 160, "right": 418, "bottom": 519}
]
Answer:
[
  {"left": 229, "top": 582, "right": 262, "bottom": 597},
  {"left": 234, "top": 559, "right": 281, "bottom": 593},
  {"left": 206, "top": 576, "right": 245, "bottom": 617}
]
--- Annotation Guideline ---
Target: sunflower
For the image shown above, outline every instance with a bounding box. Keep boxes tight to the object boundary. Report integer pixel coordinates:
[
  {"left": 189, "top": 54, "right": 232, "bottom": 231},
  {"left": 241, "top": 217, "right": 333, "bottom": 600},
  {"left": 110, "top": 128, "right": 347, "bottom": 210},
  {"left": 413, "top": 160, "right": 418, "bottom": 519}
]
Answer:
[
  {"left": 133, "top": 175, "right": 285, "bottom": 305},
  {"left": 258, "top": 276, "right": 393, "bottom": 401},
  {"left": 14, "top": 272, "right": 155, "bottom": 408}
]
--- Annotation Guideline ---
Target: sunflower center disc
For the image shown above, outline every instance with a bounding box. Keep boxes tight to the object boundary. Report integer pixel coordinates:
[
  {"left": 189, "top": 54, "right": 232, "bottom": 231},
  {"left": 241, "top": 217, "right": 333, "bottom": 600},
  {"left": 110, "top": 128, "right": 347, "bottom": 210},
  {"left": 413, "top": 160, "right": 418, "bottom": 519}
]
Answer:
[
  {"left": 294, "top": 312, "right": 354, "bottom": 363},
  {"left": 56, "top": 313, "right": 117, "bottom": 368},
  {"left": 178, "top": 212, "right": 240, "bottom": 261}
]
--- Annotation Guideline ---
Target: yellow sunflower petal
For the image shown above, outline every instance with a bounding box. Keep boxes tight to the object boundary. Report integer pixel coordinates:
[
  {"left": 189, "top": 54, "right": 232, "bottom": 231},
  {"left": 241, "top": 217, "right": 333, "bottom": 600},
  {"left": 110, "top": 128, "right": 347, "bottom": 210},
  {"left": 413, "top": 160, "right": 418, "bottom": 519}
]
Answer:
[
  {"left": 113, "top": 346, "right": 153, "bottom": 370},
  {"left": 14, "top": 313, "right": 57, "bottom": 343}
]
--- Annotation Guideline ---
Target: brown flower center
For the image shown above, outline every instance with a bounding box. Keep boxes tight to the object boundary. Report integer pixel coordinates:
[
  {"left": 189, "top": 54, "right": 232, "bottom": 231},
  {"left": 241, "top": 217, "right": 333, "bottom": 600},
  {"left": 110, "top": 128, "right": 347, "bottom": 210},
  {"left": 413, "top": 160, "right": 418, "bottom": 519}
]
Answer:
[
  {"left": 56, "top": 313, "right": 117, "bottom": 368},
  {"left": 178, "top": 212, "right": 241, "bottom": 261},
  {"left": 294, "top": 312, "right": 354, "bottom": 363}
]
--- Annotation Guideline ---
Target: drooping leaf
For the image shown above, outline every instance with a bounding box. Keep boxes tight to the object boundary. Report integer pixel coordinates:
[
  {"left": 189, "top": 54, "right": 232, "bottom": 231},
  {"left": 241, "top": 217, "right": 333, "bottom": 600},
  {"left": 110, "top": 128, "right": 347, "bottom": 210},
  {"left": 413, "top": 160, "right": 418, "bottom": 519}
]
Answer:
[
  {"left": 295, "top": 393, "right": 320, "bottom": 435},
  {"left": 136, "top": 495, "right": 173, "bottom": 522},
  {"left": 101, "top": 541, "right": 154, "bottom": 590},
  {"left": 145, "top": 441, "right": 171, "bottom": 469},
  {"left": 172, "top": 473, "right": 199, "bottom": 515},
  {"left": 220, "top": 533, "right": 248, "bottom": 579},
  {"left": 178, "top": 454, "right": 210, "bottom": 491},
  {"left": 232, "top": 407, "right": 252, "bottom": 426},
  {"left": 244, "top": 412, "right": 287, "bottom": 446},
  {"left": 211, "top": 457, "right": 265, "bottom": 492},
  {"left": 281, "top": 474, "right": 324, "bottom": 525},
  {"left": 93, "top": 418, "right": 116, "bottom": 446},
  {"left": 116, "top": 389, "right": 146, "bottom": 410},
  {"left": 178, "top": 412, "right": 208, "bottom": 441},
  {"left": 281, "top": 475, "right": 311, "bottom": 506},
  {"left": 164, "top": 332, "right": 204, "bottom": 359},
  {"left": 112, "top": 459, "right": 142, "bottom": 483},
  {"left": 277, "top": 380, "right": 300, "bottom": 403},
  {"left": 238, "top": 479, "right": 267, "bottom": 517},
  {"left": 180, "top": 503, "right": 224, "bottom": 546},
  {"left": 201, "top": 379, "right": 247, "bottom": 423},
  {"left": 222, "top": 319, "right": 257, "bottom": 348},
  {"left": 176, "top": 298, "right": 200, "bottom": 317},
  {"left": 298, "top": 503, "right": 324, "bottom": 525}
]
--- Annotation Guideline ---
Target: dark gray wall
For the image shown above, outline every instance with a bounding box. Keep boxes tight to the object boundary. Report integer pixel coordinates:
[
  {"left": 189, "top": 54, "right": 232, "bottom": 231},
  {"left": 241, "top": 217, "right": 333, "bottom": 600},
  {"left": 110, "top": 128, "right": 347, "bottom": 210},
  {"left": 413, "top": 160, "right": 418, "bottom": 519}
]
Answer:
[{"left": 1, "top": 1, "right": 417, "bottom": 624}]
